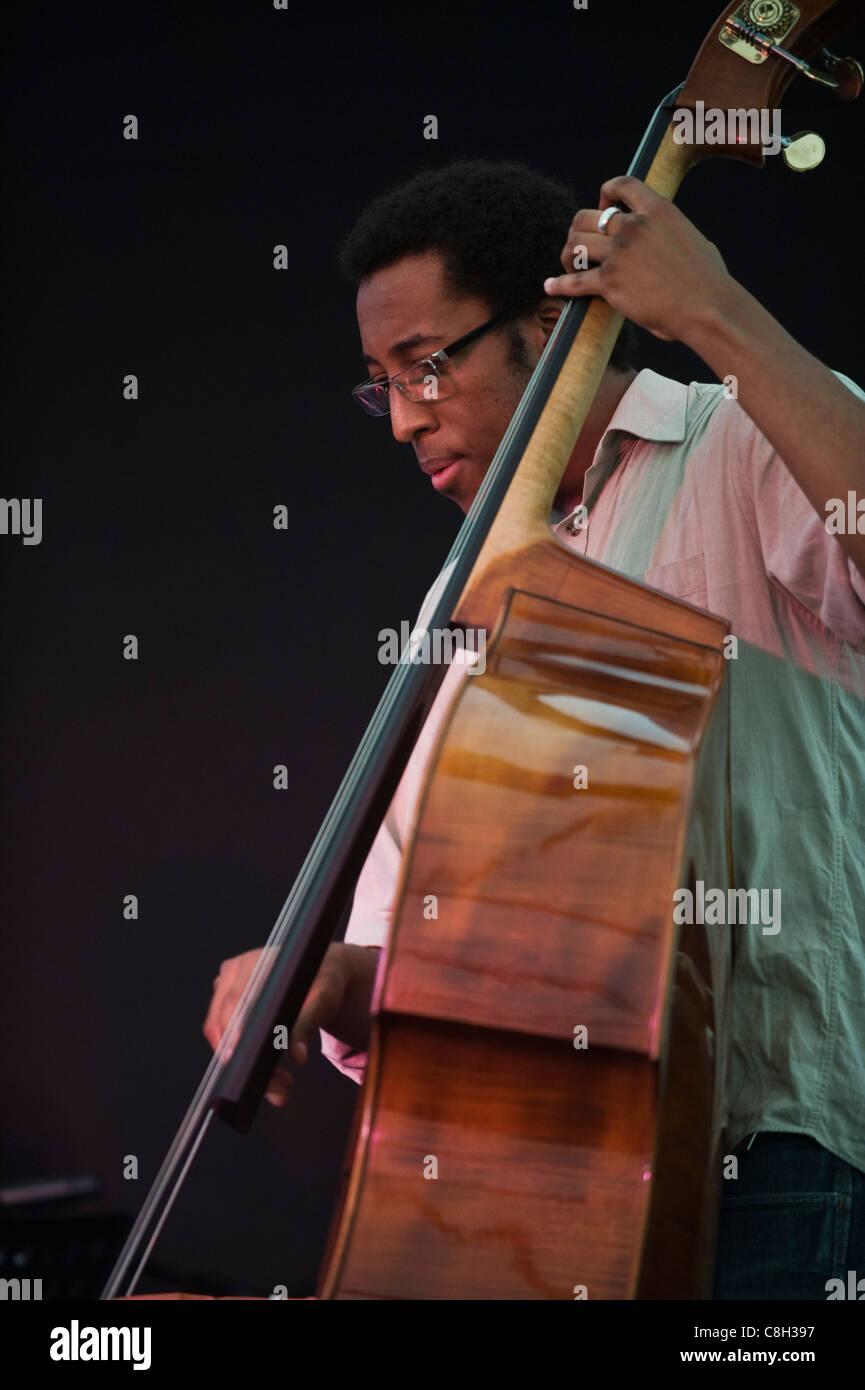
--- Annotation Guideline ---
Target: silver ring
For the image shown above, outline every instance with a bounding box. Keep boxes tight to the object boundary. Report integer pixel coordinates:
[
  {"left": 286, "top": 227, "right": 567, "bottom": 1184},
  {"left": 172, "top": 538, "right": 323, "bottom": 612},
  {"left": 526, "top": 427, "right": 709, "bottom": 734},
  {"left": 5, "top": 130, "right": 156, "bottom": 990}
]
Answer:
[{"left": 598, "top": 206, "right": 622, "bottom": 234}]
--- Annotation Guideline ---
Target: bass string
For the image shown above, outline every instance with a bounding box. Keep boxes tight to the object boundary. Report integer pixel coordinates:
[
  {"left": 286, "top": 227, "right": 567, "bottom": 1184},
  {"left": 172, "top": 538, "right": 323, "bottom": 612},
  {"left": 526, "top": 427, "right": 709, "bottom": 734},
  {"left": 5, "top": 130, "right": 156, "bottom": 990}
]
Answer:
[
  {"left": 108, "top": 87, "right": 682, "bottom": 1296},
  {"left": 105, "top": 303, "right": 584, "bottom": 1294}
]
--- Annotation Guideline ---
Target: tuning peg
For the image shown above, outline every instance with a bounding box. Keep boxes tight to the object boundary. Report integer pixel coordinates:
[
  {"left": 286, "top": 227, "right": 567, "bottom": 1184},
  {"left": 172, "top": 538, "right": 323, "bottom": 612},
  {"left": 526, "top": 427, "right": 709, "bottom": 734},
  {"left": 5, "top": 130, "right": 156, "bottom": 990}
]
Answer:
[
  {"left": 821, "top": 53, "right": 864, "bottom": 102},
  {"left": 781, "top": 131, "right": 826, "bottom": 172}
]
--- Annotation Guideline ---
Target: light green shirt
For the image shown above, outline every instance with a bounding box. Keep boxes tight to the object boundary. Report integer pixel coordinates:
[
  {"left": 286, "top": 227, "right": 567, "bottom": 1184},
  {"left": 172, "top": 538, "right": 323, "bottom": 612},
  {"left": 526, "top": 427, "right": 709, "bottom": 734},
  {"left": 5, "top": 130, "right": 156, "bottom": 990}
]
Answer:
[
  {"left": 552, "top": 368, "right": 865, "bottom": 1174},
  {"left": 326, "top": 366, "right": 865, "bottom": 1180}
]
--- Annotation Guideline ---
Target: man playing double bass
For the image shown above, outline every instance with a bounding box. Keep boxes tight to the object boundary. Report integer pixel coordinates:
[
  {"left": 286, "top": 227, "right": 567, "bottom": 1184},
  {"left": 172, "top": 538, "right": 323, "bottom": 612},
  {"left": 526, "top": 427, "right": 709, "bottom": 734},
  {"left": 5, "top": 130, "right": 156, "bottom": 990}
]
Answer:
[{"left": 205, "top": 159, "right": 865, "bottom": 1300}]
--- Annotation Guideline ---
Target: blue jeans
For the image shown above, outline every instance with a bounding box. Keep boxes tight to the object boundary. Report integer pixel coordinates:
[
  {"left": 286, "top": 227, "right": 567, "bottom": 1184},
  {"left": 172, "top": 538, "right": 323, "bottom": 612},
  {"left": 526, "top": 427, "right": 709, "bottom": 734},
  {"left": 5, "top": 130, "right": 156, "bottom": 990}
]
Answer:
[{"left": 712, "top": 1132, "right": 865, "bottom": 1300}]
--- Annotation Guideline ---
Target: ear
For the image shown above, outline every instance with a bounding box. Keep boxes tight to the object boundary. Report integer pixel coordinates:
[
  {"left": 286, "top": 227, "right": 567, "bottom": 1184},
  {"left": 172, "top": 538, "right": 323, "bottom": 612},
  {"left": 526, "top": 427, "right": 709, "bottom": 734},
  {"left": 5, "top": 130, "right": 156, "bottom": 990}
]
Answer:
[{"left": 533, "top": 296, "right": 565, "bottom": 343}]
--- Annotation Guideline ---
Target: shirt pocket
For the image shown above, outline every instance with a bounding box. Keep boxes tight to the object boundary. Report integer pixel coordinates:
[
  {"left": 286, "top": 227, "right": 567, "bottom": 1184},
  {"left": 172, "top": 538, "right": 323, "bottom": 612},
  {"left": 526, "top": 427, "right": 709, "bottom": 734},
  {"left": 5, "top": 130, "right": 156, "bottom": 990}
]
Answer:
[{"left": 642, "top": 552, "right": 709, "bottom": 608}]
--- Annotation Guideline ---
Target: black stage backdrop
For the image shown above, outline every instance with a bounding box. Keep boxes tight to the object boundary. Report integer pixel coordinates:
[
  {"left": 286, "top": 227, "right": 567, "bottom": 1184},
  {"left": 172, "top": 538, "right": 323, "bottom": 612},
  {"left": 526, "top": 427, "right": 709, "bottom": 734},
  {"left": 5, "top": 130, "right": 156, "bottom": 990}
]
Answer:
[{"left": 2, "top": 0, "right": 864, "bottom": 1298}]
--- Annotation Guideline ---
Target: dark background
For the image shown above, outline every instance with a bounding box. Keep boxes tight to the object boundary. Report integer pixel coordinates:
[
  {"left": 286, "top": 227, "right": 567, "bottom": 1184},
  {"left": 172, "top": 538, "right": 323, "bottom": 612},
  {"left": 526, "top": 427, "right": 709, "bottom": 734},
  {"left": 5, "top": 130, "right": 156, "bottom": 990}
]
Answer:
[{"left": 2, "top": 0, "right": 863, "bottom": 1296}]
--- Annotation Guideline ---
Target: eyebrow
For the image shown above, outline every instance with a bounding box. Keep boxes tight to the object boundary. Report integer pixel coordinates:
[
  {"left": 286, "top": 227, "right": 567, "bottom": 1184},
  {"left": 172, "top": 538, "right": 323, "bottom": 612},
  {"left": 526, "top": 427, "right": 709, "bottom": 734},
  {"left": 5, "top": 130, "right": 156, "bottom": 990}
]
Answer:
[{"left": 362, "top": 332, "right": 444, "bottom": 367}]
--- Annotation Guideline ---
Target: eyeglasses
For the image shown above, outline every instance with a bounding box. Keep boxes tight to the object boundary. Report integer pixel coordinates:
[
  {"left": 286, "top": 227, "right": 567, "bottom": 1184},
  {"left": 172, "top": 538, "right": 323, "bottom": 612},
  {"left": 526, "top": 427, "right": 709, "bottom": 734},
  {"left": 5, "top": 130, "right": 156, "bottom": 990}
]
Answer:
[{"left": 351, "top": 314, "right": 512, "bottom": 417}]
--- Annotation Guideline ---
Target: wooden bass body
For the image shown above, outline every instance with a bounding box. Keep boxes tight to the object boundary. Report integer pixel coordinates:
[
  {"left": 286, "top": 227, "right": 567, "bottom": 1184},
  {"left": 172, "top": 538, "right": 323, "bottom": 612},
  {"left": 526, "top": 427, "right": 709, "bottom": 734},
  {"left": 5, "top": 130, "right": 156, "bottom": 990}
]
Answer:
[{"left": 319, "top": 541, "right": 732, "bottom": 1299}]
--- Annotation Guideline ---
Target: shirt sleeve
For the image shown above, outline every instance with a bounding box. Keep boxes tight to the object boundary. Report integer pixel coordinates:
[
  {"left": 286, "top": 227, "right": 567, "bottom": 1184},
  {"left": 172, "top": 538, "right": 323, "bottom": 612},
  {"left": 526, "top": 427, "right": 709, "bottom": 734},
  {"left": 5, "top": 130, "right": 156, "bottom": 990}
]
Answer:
[
  {"left": 319, "top": 563, "right": 460, "bottom": 1083},
  {"left": 734, "top": 369, "right": 865, "bottom": 649},
  {"left": 317, "top": 807, "right": 401, "bottom": 1084}
]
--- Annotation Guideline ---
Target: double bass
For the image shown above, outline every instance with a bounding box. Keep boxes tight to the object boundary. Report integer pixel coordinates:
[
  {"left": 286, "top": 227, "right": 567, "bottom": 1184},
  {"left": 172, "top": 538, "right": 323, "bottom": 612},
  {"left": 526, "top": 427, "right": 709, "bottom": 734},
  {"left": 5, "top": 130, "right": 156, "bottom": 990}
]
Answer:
[{"left": 104, "top": 0, "right": 864, "bottom": 1300}]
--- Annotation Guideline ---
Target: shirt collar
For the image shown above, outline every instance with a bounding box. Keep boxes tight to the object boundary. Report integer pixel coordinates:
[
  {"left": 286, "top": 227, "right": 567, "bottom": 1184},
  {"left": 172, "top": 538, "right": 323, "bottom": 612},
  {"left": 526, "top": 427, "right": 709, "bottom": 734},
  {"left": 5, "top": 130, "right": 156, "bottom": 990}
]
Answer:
[
  {"left": 553, "top": 369, "right": 689, "bottom": 530},
  {"left": 600, "top": 367, "right": 689, "bottom": 445}
]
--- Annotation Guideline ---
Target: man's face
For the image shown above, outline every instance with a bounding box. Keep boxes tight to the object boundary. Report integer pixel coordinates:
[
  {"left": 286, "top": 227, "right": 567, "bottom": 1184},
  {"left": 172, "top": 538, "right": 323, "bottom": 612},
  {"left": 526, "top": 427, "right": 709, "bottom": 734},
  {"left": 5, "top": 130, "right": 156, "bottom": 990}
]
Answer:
[{"left": 356, "top": 250, "right": 543, "bottom": 512}]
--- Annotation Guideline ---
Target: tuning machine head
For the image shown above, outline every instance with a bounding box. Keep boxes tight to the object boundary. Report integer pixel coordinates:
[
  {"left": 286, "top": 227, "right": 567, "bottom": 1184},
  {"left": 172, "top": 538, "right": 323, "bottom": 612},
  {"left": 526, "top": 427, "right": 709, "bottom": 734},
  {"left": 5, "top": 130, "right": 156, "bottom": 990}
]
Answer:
[{"left": 721, "top": 14, "right": 863, "bottom": 100}]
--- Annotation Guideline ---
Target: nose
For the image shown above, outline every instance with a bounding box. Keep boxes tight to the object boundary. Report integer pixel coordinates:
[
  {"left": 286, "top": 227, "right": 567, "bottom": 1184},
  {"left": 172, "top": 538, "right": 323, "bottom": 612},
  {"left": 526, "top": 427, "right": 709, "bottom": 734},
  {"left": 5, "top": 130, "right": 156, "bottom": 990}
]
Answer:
[{"left": 389, "top": 389, "right": 438, "bottom": 445}]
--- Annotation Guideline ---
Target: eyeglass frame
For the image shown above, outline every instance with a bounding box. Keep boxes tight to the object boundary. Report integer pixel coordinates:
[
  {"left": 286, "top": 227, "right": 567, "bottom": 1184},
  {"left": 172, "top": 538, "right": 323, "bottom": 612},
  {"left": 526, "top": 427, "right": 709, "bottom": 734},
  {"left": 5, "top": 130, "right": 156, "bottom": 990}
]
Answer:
[{"left": 351, "top": 313, "right": 513, "bottom": 416}]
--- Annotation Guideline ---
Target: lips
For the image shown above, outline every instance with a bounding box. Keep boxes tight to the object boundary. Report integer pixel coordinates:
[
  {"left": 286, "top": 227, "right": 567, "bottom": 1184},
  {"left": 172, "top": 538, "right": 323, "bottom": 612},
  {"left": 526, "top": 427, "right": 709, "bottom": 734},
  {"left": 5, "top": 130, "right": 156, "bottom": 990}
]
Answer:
[{"left": 419, "top": 455, "right": 464, "bottom": 477}]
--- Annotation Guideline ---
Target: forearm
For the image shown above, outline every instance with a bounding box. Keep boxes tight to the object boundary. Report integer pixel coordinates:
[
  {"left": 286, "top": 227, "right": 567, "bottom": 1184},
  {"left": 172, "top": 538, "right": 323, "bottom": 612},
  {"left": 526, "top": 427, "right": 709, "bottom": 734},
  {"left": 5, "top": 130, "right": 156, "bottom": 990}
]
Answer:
[{"left": 684, "top": 279, "right": 865, "bottom": 572}]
